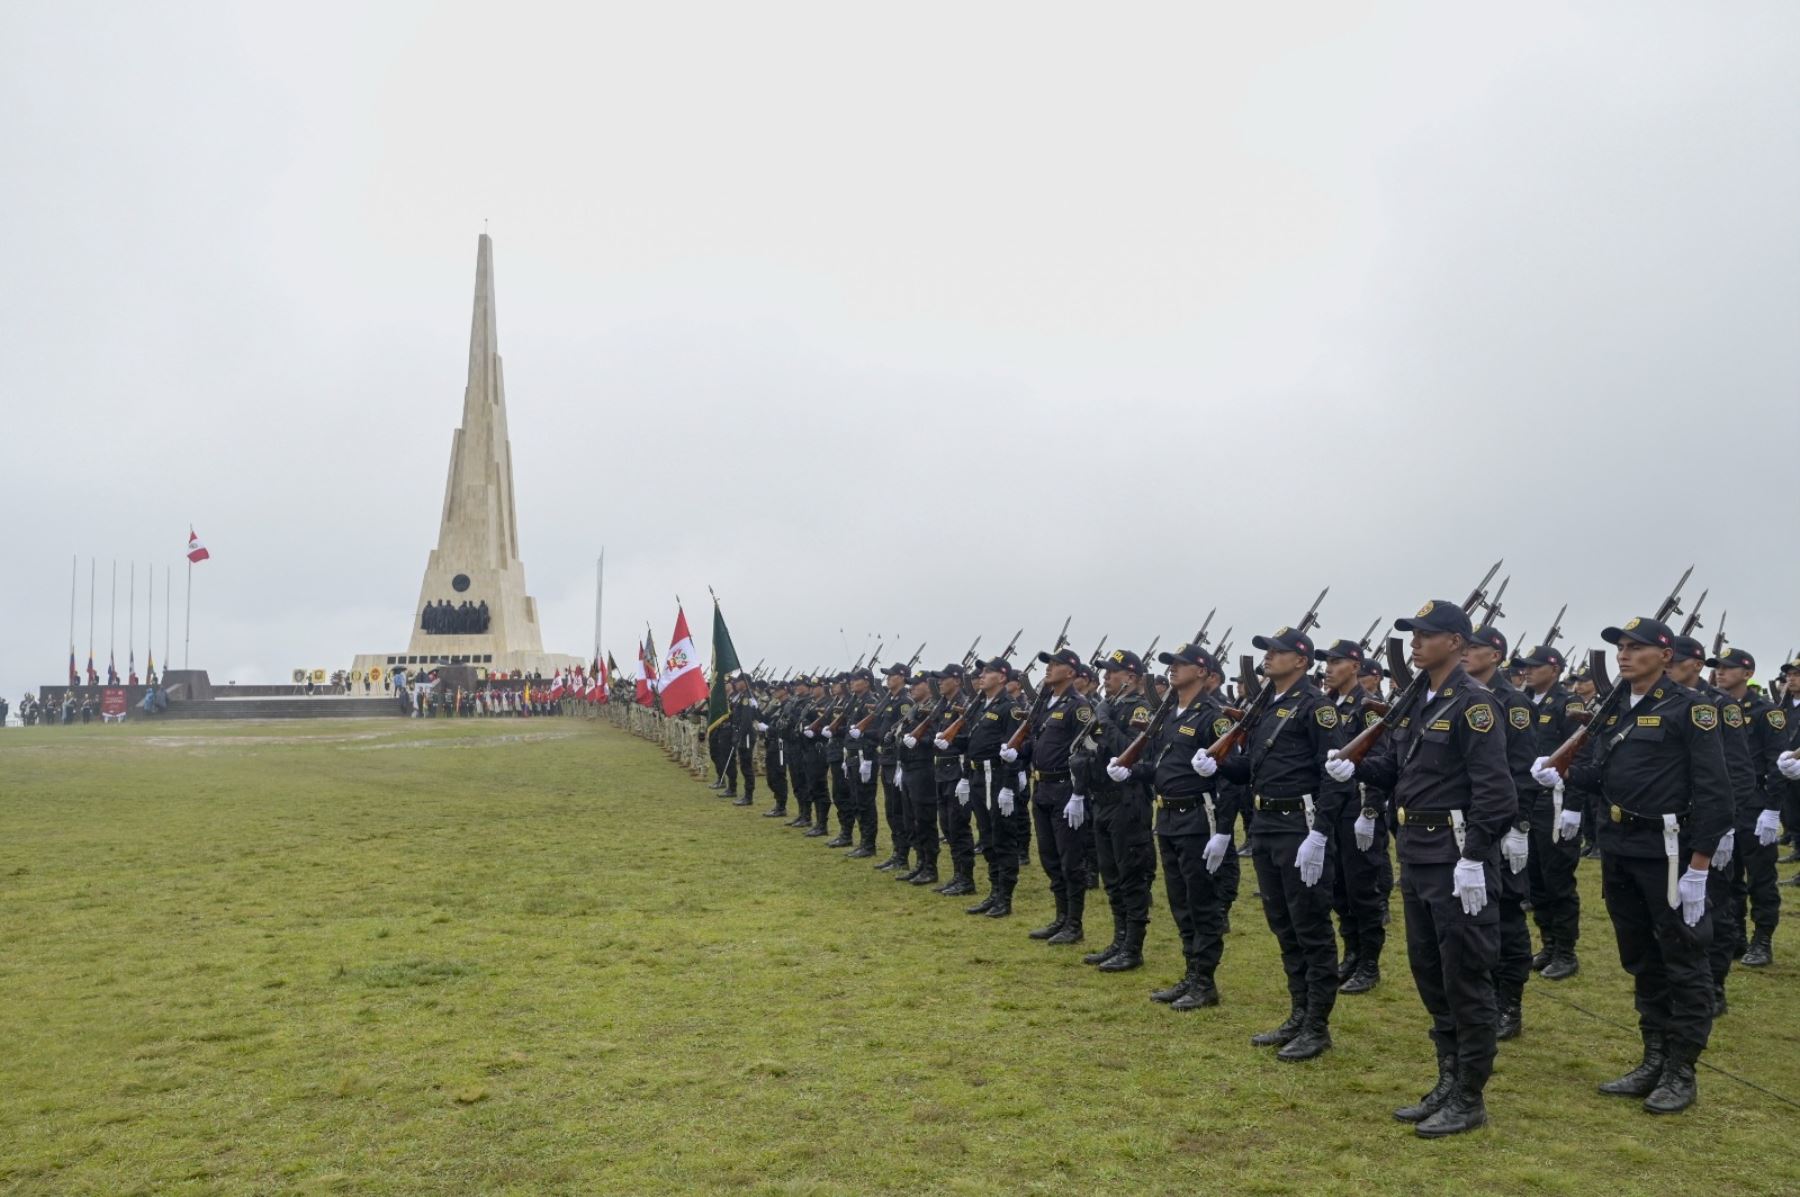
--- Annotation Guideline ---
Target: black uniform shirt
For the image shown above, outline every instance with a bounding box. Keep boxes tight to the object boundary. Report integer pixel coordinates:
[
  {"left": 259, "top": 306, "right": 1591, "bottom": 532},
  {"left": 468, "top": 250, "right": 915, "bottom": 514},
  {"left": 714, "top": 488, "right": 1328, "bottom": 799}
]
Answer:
[
  {"left": 1029, "top": 687, "right": 1092, "bottom": 777},
  {"left": 1219, "top": 679, "right": 1338, "bottom": 836}
]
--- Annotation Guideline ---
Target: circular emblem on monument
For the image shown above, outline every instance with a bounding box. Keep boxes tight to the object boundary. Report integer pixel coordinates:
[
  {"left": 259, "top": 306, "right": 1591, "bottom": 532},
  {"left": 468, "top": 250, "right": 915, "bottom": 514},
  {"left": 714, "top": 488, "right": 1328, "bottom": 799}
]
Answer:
[{"left": 451, "top": 574, "right": 471, "bottom": 593}]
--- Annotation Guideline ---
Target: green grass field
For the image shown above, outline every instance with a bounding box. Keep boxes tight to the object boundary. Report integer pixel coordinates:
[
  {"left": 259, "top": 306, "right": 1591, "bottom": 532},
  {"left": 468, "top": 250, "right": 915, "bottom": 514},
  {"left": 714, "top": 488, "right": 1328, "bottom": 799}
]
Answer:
[{"left": 2, "top": 717, "right": 1796, "bottom": 1196}]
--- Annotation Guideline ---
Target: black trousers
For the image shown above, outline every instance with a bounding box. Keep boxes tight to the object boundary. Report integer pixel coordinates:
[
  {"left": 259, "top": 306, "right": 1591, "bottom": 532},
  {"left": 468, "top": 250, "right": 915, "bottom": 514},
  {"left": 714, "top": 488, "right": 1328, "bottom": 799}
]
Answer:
[
  {"left": 1725, "top": 820, "right": 1781, "bottom": 937},
  {"left": 1331, "top": 808, "right": 1387, "bottom": 966},
  {"left": 787, "top": 747, "right": 810, "bottom": 819},
  {"left": 1033, "top": 779, "right": 1087, "bottom": 919},
  {"left": 1526, "top": 799, "right": 1583, "bottom": 947},
  {"left": 725, "top": 736, "right": 755, "bottom": 798},
  {"left": 1159, "top": 831, "right": 1227, "bottom": 982},
  {"left": 827, "top": 757, "right": 849, "bottom": 833},
  {"left": 880, "top": 759, "right": 908, "bottom": 859},
  {"left": 708, "top": 725, "right": 730, "bottom": 782},
  {"left": 764, "top": 739, "right": 788, "bottom": 810},
  {"left": 1251, "top": 835, "right": 1338, "bottom": 1021},
  {"left": 1401, "top": 857, "right": 1501, "bottom": 1088},
  {"left": 1602, "top": 852, "right": 1714, "bottom": 1060},
  {"left": 1495, "top": 855, "right": 1532, "bottom": 1007},
  {"left": 803, "top": 751, "right": 829, "bottom": 826},
  {"left": 1094, "top": 789, "right": 1155, "bottom": 935},
  {"left": 847, "top": 758, "right": 879, "bottom": 848},
  {"left": 975, "top": 764, "right": 1028, "bottom": 893},
  {"left": 903, "top": 763, "right": 939, "bottom": 870},
  {"left": 937, "top": 773, "right": 976, "bottom": 877}
]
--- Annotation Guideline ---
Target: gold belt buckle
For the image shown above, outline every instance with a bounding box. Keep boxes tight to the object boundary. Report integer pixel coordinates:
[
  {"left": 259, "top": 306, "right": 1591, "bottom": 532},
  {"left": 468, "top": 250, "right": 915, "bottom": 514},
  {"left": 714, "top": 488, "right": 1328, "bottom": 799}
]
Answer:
[
  {"left": 1254, "top": 795, "right": 1263, "bottom": 810},
  {"left": 1610, "top": 804, "right": 1624, "bottom": 824},
  {"left": 1031, "top": 769, "right": 1041, "bottom": 783},
  {"left": 1396, "top": 808, "right": 1407, "bottom": 826}
]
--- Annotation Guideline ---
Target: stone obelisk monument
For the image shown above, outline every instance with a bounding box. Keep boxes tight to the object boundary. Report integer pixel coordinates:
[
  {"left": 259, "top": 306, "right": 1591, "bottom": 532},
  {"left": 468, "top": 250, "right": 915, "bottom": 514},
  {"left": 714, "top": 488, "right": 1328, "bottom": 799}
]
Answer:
[{"left": 352, "top": 235, "right": 577, "bottom": 683}]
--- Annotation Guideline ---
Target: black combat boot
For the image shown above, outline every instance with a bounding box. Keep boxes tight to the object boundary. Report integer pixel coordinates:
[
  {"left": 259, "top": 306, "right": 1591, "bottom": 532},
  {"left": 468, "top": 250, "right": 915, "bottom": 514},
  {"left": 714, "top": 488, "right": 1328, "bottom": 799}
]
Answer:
[
  {"left": 825, "top": 831, "right": 852, "bottom": 848},
  {"left": 986, "top": 882, "right": 1014, "bottom": 919},
  {"left": 1029, "top": 898, "right": 1068, "bottom": 941},
  {"left": 1099, "top": 924, "right": 1145, "bottom": 972},
  {"left": 1337, "top": 952, "right": 1359, "bottom": 982},
  {"left": 1276, "top": 1015, "right": 1332, "bottom": 1062},
  {"left": 1598, "top": 1033, "right": 1666, "bottom": 1098},
  {"left": 1151, "top": 958, "right": 1197, "bottom": 1003},
  {"left": 965, "top": 891, "right": 997, "bottom": 915},
  {"left": 1643, "top": 1046, "right": 1698, "bottom": 1115},
  {"left": 1393, "top": 1055, "right": 1458, "bottom": 1123},
  {"left": 786, "top": 813, "right": 811, "bottom": 828},
  {"left": 1083, "top": 918, "right": 1125, "bottom": 965},
  {"left": 1530, "top": 937, "right": 1554, "bottom": 972},
  {"left": 938, "top": 871, "right": 975, "bottom": 897},
  {"left": 1170, "top": 972, "right": 1220, "bottom": 1011},
  {"left": 1496, "top": 1001, "right": 1522, "bottom": 1041},
  {"left": 1741, "top": 927, "right": 1774, "bottom": 968},
  {"left": 896, "top": 861, "right": 923, "bottom": 882},
  {"left": 909, "top": 864, "right": 940, "bottom": 887},
  {"left": 805, "top": 822, "right": 829, "bottom": 837},
  {"left": 1339, "top": 960, "right": 1381, "bottom": 995},
  {"left": 845, "top": 844, "right": 875, "bottom": 859},
  {"left": 1541, "top": 944, "right": 1580, "bottom": 981},
  {"left": 1251, "top": 1004, "right": 1305, "bottom": 1048},
  {"left": 1713, "top": 986, "right": 1729, "bottom": 1017},
  {"left": 1046, "top": 918, "right": 1084, "bottom": 945},
  {"left": 1414, "top": 1081, "right": 1488, "bottom": 1138},
  {"left": 874, "top": 853, "right": 904, "bottom": 871},
  {"left": 732, "top": 794, "right": 753, "bottom": 807}
]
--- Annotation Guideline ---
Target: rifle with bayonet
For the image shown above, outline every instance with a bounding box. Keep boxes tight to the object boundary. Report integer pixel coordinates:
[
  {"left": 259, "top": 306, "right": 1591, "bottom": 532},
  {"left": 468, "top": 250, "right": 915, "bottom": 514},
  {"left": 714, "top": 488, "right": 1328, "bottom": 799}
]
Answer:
[
  {"left": 1710, "top": 613, "right": 1728, "bottom": 660},
  {"left": 1478, "top": 575, "right": 1510, "bottom": 628},
  {"left": 1543, "top": 566, "right": 1694, "bottom": 775},
  {"left": 1539, "top": 604, "right": 1567, "bottom": 652},
  {"left": 1335, "top": 561, "right": 1503, "bottom": 767},
  {"left": 1089, "top": 635, "right": 1108, "bottom": 669},
  {"left": 1679, "top": 590, "right": 1707, "bottom": 637},
  {"left": 1355, "top": 618, "right": 1382, "bottom": 656},
  {"left": 1004, "top": 621, "right": 1077, "bottom": 754},
  {"left": 1194, "top": 608, "right": 1217, "bottom": 647}
]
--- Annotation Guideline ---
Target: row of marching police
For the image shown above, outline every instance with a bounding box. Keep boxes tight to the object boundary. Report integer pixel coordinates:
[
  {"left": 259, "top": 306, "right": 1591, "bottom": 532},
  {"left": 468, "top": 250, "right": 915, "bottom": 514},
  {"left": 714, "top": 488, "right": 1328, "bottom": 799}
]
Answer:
[{"left": 695, "top": 565, "right": 1798, "bottom": 1138}]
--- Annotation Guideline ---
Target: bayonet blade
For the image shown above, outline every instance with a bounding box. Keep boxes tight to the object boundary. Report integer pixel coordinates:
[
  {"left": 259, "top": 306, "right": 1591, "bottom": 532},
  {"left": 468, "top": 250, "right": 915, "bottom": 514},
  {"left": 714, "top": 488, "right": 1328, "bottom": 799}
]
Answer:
[
  {"left": 1195, "top": 608, "right": 1217, "bottom": 646},
  {"left": 1296, "top": 587, "right": 1329, "bottom": 636},
  {"left": 1462, "top": 559, "right": 1503, "bottom": 613},
  {"left": 1656, "top": 565, "right": 1694, "bottom": 623}
]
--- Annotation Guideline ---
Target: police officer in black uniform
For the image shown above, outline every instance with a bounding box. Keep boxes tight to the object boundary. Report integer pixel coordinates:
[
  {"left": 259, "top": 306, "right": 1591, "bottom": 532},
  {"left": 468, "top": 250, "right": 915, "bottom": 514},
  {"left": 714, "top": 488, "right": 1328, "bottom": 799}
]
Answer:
[
  {"left": 1533, "top": 616, "right": 1732, "bottom": 1115},
  {"left": 924, "top": 665, "right": 978, "bottom": 897},
  {"left": 1708, "top": 647, "right": 1784, "bottom": 969},
  {"left": 1086, "top": 650, "right": 1158, "bottom": 972},
  {"left": 1328, "top": 599, "right": 1516, "bottom": 1137},
  {"left": 964, "top": 659, "right": 1028, "bottom": 917},
  {"left": 896, "top": 673, "right": 941, "bottom": 885},
  {"left": 1464, "top": 625, "right": 1537, "bottom": 1041},
  {"left": 1140, "top": 643, "right": 1237, "bottom": 1010},
  {"left": 1515, "top": 645, "right": 1586, "bottom": 980},
  {"left": 1007, "top": 647, "right": 1094, "bottom": 945},
  {"left": 1316, "top": 638, "right": 1386, "bottom": 994},
  {"left": 863, "top": 665, "right": 915, "bottom": 870},
  {"left": 724, "top": 673, "right": 758, "bottom": 806},
  {"left": 1204, "top": 626, "right": 1341, "bottom": 1061},
  {"left": 758, "top": 679, "right": 793, "bottom": 818},
  {"left": 796, "top": 678, "right": 832, "bottom": 835},
  {"left": 841, "top": 669, "right": 882, "bottom": 856},
  {"left": 820, "top": 676, "right": 854, "bottom": 846}
]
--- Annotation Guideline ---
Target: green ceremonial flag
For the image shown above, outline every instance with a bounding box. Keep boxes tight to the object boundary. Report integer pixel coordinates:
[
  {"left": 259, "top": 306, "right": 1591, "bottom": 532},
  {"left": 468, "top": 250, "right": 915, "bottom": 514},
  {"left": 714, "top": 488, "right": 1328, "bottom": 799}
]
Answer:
[{"left": 706, "top": 601, "right": 741, "bottom": 730}]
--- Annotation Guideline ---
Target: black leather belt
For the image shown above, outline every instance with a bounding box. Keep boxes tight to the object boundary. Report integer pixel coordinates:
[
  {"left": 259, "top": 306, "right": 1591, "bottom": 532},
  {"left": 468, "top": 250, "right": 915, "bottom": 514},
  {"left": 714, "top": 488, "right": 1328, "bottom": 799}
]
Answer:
[
  {"left": 1395, "top": 806, "right": 1463, "bottom": 833},
  {"left": 1156, "top": 794, "right": 1203, "bottom": 813},
  {"left": 1608, "top": 804, "right": 1682, "bottom": 831},
  {"left": 1253, "top": 795, "right": 1307, "bottom": 812},
  {"left": 1032, "top": 768, "right": 1071, "bottom": 783}
]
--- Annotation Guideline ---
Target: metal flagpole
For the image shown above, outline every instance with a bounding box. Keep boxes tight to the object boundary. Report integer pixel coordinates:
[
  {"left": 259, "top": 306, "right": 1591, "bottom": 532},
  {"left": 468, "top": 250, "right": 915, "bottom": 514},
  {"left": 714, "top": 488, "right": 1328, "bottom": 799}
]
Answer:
[
  {"left": 184, "top": 556, "right": 192, "bottom": 669},
  {"left": 164, "top": 567, "right": 171, "bottom": 672},
  {"left": 146, "top": 562, "right": 153, "bottom": 675},
  {"left": 594, "top": 549, "right": 604, "bottom": 663},
  {"left": 128, "top": 561, "right": 135, "bottom": 672},
  {"left": 109, "top": 559, "right": 117, "bottom": 673},
  {"left": 88, "top": 558, "right": 95, "bottom": 668},
  {"left": 68, "top": 555, "right": 76, "bottom": 664}
]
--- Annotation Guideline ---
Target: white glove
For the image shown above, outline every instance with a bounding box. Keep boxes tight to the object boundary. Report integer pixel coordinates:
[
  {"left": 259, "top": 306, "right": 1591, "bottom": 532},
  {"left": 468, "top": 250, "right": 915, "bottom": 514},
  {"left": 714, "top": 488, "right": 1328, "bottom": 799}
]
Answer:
[
  {"left": 859, "top": 760, "right": 873, "bottom": 782},
  {"left": 1502, "top": 826, "right": 1530, "bottom": 874},
  {"left": 999, "top": 745, "right": 1019, "bottom": 764},
  {"left": 933, "top": 736, "right": 950, "bottom": 751},
  {"left": 1530, "top": 756, "right": 1563, "bottom": 789},
  {"left": 1712, "top": 828, "right": 1735, "bottom": 872},
  {"left": 1756, "top": 808, "right": 1782, "bottom": 846},
  {"left": 894, "top": 765, "right": 903, "bottom": 786},
  {"left": 1203, "top": 833, "right": 1231, "bottom": 873},
  {"left": 847, "top": 726, "right": 861, "bottom": 740},
  {"left": 1325, "top": 749, "right": 1355, "bottom": 783},
  {"left": 1678, "top": 866, "right": 1709, "bottom": 926},
  {"left": 997, "top": 788, "right": 1015, "bottom": 817},
  {"left": 1105, "top": 758, "right": 1132, "bottom": 783},
  {"left": 1064, "top": 794, "right": 1088, "bottom": 829},
  {"left": 1779, "top": 750, "right": 1800, "bottom": 781},
  {"left": 1454, "top": 858, "right": 1488, "bottom": 916},
  {"left": 902, "top": 735, "right": 917, "bottom": 749},
  {"left": 1558, "top": 807, "right": 1583, "bottom": 842},
  {"left": 1354, "top": 812, "right": 1375, "bottom": 852},
  {"left": 1018, "top": 771, "right": 1029, "bottom": 790},
  {"left": 1190, "top": 749, "right": 1218, "bottom": 777},
  {"left": 1295, "top": 830, "right": 1328, "bottom": 887},
  {"left": 803, "top": 728, "right": 816, "bottom": 739},
  {"left": 955, "top": 779, "right": 971, "bottom": 806},
  {"left": 821, "top": 728, "right": 833, "bottom": 740},
  {"left": 841, "top": 760, "right": 848, "bottom": 776},
  {"left": 755, "top": 722, "right": 769, "bottom": 733}
]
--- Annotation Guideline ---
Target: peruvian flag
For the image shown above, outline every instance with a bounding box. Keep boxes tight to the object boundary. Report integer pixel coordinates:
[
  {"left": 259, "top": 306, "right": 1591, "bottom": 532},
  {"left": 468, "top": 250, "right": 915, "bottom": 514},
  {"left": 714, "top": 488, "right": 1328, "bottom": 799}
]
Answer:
[
  {"left": 659, "top": 607, "right": 708, "bottom": 714},
  {"left": 595, "top": 655, "right": 609, "bottom": 703},
  {"left": 634, "top": 641, "right": 655, "bottom": 706},
  {"left": 187, "top": 528, "right": 211, "bottom": 563},
  {"left": 549, "top": 673, "right": 565, "bottom": 700}
]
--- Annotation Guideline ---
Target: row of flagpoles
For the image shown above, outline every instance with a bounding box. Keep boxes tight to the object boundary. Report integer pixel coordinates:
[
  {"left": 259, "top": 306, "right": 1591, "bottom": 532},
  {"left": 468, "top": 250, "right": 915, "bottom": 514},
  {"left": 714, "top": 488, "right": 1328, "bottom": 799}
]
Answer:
[
  {"left": 540, "top": 590, "right": 740, "bottom": 731},
  {"left": 63, "top": 529, "right": 209, "bottom": 687}
]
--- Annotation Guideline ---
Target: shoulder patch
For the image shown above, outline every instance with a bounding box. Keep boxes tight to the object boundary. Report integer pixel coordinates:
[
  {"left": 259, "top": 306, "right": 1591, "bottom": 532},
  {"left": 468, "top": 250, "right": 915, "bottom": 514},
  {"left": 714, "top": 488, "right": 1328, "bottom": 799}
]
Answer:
[
  {"left": 1465, "top": 703, "right": 1495, "bottom": 734},
  {"left": 1213, "top": 717, "right": 1234, "bottom": 738},
  {"left": 1075, "top": 706, "right": 1093, "bottom": 724},
  {"left": 900, "top": 703, "right": 914, "bottom": 718},
  {"left": 1509, "top": 706, "right": 1530, "bottom": 731},
  {"left": 1691, "top": 704, "right": 1718, "bottom": 732},
  {"left": 1314, "top": 705, "right": 1339, "bottom": 729},
  {"left": 1129, "top": 705, "right": 1151, "bottom": 728},
  {"left": 1769, "top": 709, "right": 1788, "bottom": 731},
  {"left": 1722, "top": 704, "right": 1744, "bottom": 730},
  {"left": 1363, "top": 710, "right": 1381, "bottom": 729},
  {"left": 1565, "top": 700, "right": 1586, "bottom": 716}
]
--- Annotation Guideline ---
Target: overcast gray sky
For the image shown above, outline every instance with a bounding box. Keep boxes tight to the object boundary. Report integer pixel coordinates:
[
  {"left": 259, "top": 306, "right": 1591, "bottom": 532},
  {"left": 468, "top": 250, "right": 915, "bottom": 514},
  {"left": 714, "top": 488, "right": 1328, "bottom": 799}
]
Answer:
[{"left": 3, "top": 1, "right": 1797, "bottom": 705}]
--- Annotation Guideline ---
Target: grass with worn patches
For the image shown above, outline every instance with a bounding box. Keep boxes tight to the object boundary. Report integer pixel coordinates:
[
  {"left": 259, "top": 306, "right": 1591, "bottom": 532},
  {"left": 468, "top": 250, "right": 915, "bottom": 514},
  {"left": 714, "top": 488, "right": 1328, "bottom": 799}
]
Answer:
[{"left": 1, "top": 716, "right": 1796, "bottom": 1195}]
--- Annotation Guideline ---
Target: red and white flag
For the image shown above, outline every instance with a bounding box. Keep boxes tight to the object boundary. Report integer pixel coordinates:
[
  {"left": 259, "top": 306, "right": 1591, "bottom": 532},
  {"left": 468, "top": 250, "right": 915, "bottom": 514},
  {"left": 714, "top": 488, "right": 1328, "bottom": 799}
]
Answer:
[
  {"left": 634, "top": 641, "right": 655, "bottom": 706},
  {"left": 659, "top": 606, "right": 708, "bottom": 714},
  {"left": 187, "top": 528, "right": 211, "bottom": 563}
]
